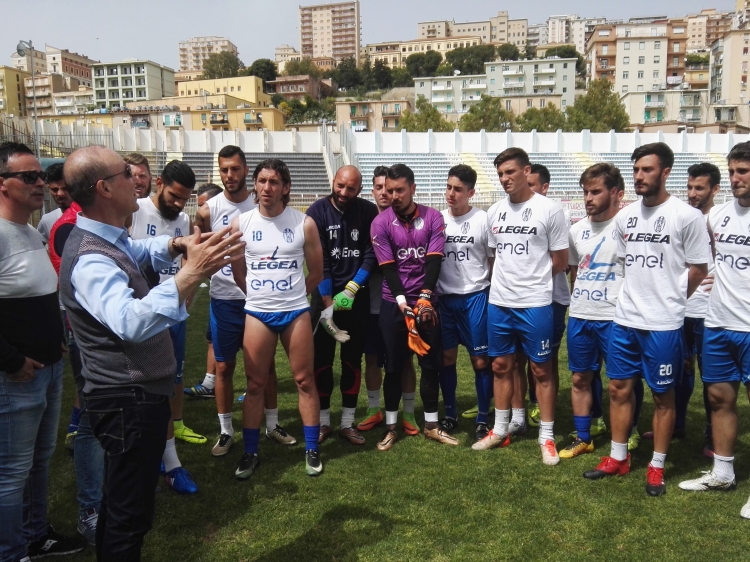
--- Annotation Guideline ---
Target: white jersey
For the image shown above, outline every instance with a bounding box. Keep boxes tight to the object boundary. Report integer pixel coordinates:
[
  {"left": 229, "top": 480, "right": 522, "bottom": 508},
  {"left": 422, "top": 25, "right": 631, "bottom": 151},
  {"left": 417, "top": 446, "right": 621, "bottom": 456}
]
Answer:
[
  {"left": 37, "top": 208, "right": 63, "bottom": 244},
  {"left": 239, "top": 206, "right": 309, "bottom": 313},
  {"left": 614, "top": 196, "right": 710, "bottom": 331},
  {"left": 487, "top": 193, "right": 569, "bottom": 308},
  {"left": 206, "top": 192, "right": 257, "bottom": 300},
  {"left": 437, "top": 207, "right": 492, "bottom": 296},
  {"left": 685, "top": 213, "right": 714, "bottom": 319},
  {"left": 130, "top": 197, "right": 190, "bottom": 284},
  {"left": 705, "top": 200, "right": 750, "bottom": 332},
  {"left": 568, "top": 216, "right": 624, "bottom": 321}
]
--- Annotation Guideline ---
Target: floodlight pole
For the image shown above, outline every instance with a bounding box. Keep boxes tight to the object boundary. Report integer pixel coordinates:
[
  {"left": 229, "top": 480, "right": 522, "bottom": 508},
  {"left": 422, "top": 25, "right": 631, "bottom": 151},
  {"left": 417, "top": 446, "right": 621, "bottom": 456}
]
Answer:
[{"left": 17, "top": 40, "right": 41, "bottom": 159}]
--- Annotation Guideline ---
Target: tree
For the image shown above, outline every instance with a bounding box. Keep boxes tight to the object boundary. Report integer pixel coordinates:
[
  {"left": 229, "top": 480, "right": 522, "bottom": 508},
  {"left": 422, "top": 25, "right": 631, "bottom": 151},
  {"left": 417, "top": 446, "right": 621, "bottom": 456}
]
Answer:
[
  {"left": 372, "top": 60, "right": 393, "bottom": 90},
  {"left": 399, "top": 94, "right": 453, "bottom": 132},
  {"left": 516, "top": 104, "right": 567, "bottom": 132},
  {"left": 391, "top": 67, "right": 413, "bottom": 87},
  {"left": 445, "top": 45, "right": 497, "bottom": 75},
  {"left": 243, "top": 58, "right": 277, "bottom": 83},
  {"left": 458, "top": 95, "right": 515, "bottom": 132},
  {"left": 200, "top": 51, "right": 244, "bottom": 79},
  {"left": 405, "top": 50, "right": 443, "bottom": 78},
  {"left": 686, "top": 53, "right": 709, "bottom": 66},
  {"left": 333, "top": 57, "right": 361, "bottom": 89},
  {"left": 565, "top": 79, "right": 630, "bottom": 132},
  {"left": 522, "top": 41, "right": 537, "bottom": 60},
  {"left": 496, "top": 43, "right": 521, "bottom": 61},
  {"left": 544, "top": 45, "right": 585, "bottom": 77},
  {"left": 435, "top": 63, "right": 454, "bottom": 76},
  {"left": 270, "top": 93, "right": 285, "bottom": 107},
  {"left": 359, "top": 58, "right": 376, "bottom": 91},
  {"left": 284, "top": 58, "right": 321, "bottom": 78}
]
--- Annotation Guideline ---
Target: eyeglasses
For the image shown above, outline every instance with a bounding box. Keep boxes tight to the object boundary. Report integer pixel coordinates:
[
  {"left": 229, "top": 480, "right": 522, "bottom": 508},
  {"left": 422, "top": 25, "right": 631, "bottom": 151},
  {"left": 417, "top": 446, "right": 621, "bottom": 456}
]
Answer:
[
  {"left": 0, "top": 170, "right": 47, "bottom": 184},
  {"left": 89, "top": 165, "right": 132, "bottom": 189}
]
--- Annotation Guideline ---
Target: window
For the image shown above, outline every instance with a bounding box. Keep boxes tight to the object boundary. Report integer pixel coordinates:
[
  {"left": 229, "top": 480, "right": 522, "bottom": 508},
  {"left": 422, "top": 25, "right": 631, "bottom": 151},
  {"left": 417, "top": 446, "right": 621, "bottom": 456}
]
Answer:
[
  {"left": 563, "top": 62, "right": 568, "bottom": 68},
  {"left": 419, "top": 81, "right": 424, "bottom": 87},
  {"left": 637, "top": 85, "right": 643, "bottom": 91},
  {"left": 654, "top": 56, "right": 660, "bottom": 64},
  {"left": 624, "top": 42, "right": 630, "bottom": 50},
  {"left": 562, "top": 99, "right": 567, "bottom": 107},
  {"left": 527, "top": 99, "right": 533, "bottom": 108},
  {"left": 622, "top": 85, "right": 628, "bottom": 93},
  {"left": 653, "top": 70, "right": 659, "bottom": 78},
  {"left": 673, "top": 42, "right": 680, "bottom": 53},
  {"left": 540, "top": 99, "right": 546, "bottom": 108},
  {"left": 624, "top": 57, "right": 630, "bottom": 65},
  {"left": 638, "top": 56, "right": 645, "bottom": 64},
  {"left": 602, "top": 45, "right": 609, "bottom": 55},
  {"left": 506, "top": 100, "right": 512, "bottom": 111},
  {"left": 599, "top": 30, "right": 610, "bottom": 36},
  {"left": 490, "top": 78, "right": 495, "bottom": 84},
  {"left": 638, "top": 71, "right": 644, "bottom": 78},
  {"left": 563, "top": 87, "right": 567, "bottom": 93},
  {"left": 623, "top": 71, "right": 629, "bottom": 79},
  {"left": 654, "top": 41, "right": 661, "bottom": 50},
  {"left": 745, "top": 47, "right": 749, "bottom": 55},
  {"left": 673, "top": 57, "right": 679, "bottom": 67},
  {"left": 639, "top": 42, "right": 645, "bottom": 50}
]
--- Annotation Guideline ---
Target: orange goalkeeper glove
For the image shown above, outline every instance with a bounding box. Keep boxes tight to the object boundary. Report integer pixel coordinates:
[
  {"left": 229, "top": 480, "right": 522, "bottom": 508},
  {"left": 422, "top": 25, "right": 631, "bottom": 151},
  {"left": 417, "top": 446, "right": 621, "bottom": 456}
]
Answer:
[
  {"left": 413, "top": 290, "right": 437, "bottom": 328},
  {"left": 402, "top": 307, "right": 431, "bottom": 356}
]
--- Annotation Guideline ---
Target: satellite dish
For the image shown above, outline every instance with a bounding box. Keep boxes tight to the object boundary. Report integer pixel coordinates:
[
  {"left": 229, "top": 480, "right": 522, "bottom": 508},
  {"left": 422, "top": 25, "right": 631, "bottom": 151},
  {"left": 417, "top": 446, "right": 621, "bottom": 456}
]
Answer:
[
  {"left": 453, "top": 69, "right": 461, "bottom": 76},
  {"left": 16, "top": 42, "right": 27, "bottom": 57}
]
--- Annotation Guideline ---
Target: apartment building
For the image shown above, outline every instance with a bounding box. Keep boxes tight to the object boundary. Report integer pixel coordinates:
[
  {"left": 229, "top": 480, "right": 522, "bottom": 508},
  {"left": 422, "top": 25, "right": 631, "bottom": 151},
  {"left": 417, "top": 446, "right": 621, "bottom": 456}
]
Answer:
[
  {"left": 413, "top": 57, "right": 576, "bottom": 120},
  {"left": 365, "top": 36, "right": 484, "bottom": 69},
  {"left": 335, "top": 98, "right": 412, "bottom": 131},
  {"left": 92, "top": 60, "right": 175, "bottom": 110},
  {"left": 416, "top": 12, "right": 528, "bottom": 47},
  {"left": 275, "top": 44, "right": 301, "bottom": 74},
  {"left": 176, "top": 75, "right": 270, "bottom": 107},
  {"left": 0, "top": 66, "right": 30, "bottom": 116},
  {"left": 621, "top": 88, "right": 709, "bottom": 126},
  {"left": 527, "top": 24, "right": 549, "bottom": 48},
  {"left": 53, "top": 88, "right": 94, "bottom": 115},
  {"left": 569, "top": 18, "right": 608, "bottom": 56},
  {"left": 548, "top": 15, "right": 577, "bottom": 45},
  {"left": 686, "top": 9, "right": 733, "bottom": 51},
  {"left": 178, "top": 36, "right": 238, "bottom": 72},
  {"left": 709, "top": 29, "right": 750, "bottom": 124},
  {"left": 24, "top": 74, "right": 74, "bottom": 117},
  {"left": 300, "top": 1, "right": 361, "bottom": 64},
  {"left": 44, "top": 46, "right": 97, "bottom": 88},
  {"left": 11, "top": 49, "right": 47, "bottom": 76},
  {"left": 266, "top": 75, "right": 335, "bottom": 101}
]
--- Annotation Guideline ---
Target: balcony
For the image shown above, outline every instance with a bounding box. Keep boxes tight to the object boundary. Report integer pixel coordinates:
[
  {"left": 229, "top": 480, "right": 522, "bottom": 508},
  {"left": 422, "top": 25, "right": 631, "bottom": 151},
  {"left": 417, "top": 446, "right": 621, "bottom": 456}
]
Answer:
[
  {"left": 431, "top": 96, "right": 452, "bottom": 103},
  {"left": 210, "top": 116, "right": 229, "bottom": 124},
  {"left": 503, "top": 81, "right": 525, "bottom": 89},
  {"left": 431, "top": 84, "right": 451, "bottom": 91},
  {"left": 461, "top": 83, "right": 486, "bottom": 90},
  {"left": 382, "top": 109, "right": 402, "bottom": 116},
  {"left": 502, "top": 69, "right": 525, "bottom": 76},
  {"left": 681, "top": 96, "right": 700, "bottom": 107},
  {"left": 644, "top": 100, "right": 666, "bottom": 108},
  {"left": 679, "top": 113, "right": 701, "bottom": 122},
  {"left": 534, "top": 67, "right": 556, "bottom": 74},
  {"left": 244, "top": 116, "right": 263, "bottom": 124},
  {"left": 534, "top": 79, "right": 555, "bottom": 87}
]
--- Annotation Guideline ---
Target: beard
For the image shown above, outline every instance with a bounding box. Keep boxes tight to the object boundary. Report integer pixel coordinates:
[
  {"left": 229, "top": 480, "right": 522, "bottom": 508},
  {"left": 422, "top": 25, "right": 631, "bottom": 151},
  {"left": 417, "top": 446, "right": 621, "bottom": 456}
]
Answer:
[{"left": 157, "top": 192, "right": 181, "bottom": 221}]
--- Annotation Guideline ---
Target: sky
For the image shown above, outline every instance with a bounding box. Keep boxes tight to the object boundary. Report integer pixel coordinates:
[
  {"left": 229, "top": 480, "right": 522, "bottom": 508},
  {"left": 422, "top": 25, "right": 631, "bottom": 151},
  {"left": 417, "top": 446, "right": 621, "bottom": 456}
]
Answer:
[{"left": 1, "top": 0, "right": 736, "bottom": 70}]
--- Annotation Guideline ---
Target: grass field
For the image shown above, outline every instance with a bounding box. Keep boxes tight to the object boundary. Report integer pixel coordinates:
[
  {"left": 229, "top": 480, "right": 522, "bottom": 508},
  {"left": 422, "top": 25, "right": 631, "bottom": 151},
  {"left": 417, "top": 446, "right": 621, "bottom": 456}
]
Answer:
[{"left": 48, "top": 285, "right": 750, "bottom": 561}]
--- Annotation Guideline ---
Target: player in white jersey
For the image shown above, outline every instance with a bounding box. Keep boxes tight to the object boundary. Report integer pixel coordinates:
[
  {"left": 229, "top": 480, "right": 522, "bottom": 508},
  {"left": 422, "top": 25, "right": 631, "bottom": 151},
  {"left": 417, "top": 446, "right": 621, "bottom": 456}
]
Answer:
[
  {"left": 679, "top": 143, "right": 750, "bottom": 515},
  {"left": 583, "top": 142, "right": 709, "bottom": 496},
  {"left": 129, "top": 160, "right": 201, "bottom": 494},
  {"left": 436, "top": 165, "right": 494, "bottom": 442},
  {"left": 558, "top": 164, "right": 625, "bottom": 459},
  {"left": 231, "top": 159, "right": 324, "bottom": 479},
  {"left": 193, "top": 146, "right": 293, "bottom": 457},
  {"left": 473, "top": 148, "right": 569, "bottom": 466},
  {"left": 357, "top": 167, "right": 418, "bottom": 434},
  {"left": 644, "top": 163, "right": 720, "bottom": 455}
]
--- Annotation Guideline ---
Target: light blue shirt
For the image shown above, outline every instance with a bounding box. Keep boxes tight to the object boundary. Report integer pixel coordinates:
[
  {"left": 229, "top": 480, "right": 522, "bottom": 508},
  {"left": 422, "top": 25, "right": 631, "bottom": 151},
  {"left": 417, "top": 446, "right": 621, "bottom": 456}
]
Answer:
[{"left": 70, "top": 215, "right": 188, "bottom": 343}]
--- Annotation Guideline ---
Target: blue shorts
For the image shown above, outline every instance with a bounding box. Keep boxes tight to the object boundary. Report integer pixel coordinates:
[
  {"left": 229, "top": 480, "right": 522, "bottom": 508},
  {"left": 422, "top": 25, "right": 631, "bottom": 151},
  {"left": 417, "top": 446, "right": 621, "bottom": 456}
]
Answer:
[
  {"left": 487, "top": 304, "right": 553, "bottom": 363},
  {"left": 439, "top": 289, "right": 489, "bottom": 356},
  {"left": 552, "top": 302, "right": 568, "bottom": 348},
  {"left": 209, "top": 298, "right": 245, "bottom": 362},
  {"left": 607, "top": 323, "right": 683, "bottom": 393},
  {"left": 169, "top": 320, "right": 187, "bottom": 383},
  {"left": 567, "top": 317, "right": 612, "bottom": 373},
  {"left": 246, "top": 307, "right": 310, "bottom": 334},
  {"left": 702, "top": 327, "right": 750, "bottom": 385},
  {"left": 363, "top": 313, "right": 386, "bottom": 368},
  {"left": 683, "top": 316, "right": 705, "bottom": 366}
]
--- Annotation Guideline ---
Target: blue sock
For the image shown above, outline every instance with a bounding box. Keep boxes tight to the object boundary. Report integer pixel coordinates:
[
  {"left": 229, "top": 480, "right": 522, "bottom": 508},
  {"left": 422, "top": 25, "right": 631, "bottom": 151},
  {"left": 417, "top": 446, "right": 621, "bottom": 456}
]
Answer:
[
  {"left": 242, "top": 428, "right": 260, "bottom": 455},
  {"left": 474, "top": 368, "right": 493, "bottom": 424},
  {"left": 303, "top": 425, "right": 320, "bottom": 452},
  {"left": 591, "top": 370, "right": 603, "bottom": 419},
  {"left": 574, "top": 415, "right": 592, "bottom": 443},
  {"left": 439, "top": 364, "right": 458, "bottom": 419},
  {"left": 633, "top": 377, "right": 644, "bottom": 429},
  {"left": 67, "top": 407, "right": 81, "bottom": 433},
  {"left": 675, "top": 370, "right": 694, "bottom": 431}
]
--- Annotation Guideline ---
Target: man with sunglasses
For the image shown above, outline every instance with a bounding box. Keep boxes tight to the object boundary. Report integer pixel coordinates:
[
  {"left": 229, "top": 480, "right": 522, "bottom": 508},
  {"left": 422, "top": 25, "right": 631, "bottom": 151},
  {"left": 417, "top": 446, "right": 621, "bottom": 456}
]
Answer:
[
  {"left": 59, "top": 146, "right": 245, "bottom": 560},
  {"left": 0, "top": 142, "right": 84, "bottom": 561},
  {"left": 37, "top": 163, "right": 72, "bottom": 244}
]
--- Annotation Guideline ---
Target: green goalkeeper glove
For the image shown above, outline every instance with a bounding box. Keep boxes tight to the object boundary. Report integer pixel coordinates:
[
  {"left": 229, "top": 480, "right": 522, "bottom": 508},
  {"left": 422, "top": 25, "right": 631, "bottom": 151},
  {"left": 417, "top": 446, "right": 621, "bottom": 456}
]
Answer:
[{"left": 333, "top": 280, "right": 360, "bottom": 311}]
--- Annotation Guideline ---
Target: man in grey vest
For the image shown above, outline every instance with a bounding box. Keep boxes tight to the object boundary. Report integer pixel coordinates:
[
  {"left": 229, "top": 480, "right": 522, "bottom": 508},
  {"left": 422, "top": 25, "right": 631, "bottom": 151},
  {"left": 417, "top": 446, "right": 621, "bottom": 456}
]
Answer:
[{"left": 59, "top": 146, "right": 245, "bottom": 561}]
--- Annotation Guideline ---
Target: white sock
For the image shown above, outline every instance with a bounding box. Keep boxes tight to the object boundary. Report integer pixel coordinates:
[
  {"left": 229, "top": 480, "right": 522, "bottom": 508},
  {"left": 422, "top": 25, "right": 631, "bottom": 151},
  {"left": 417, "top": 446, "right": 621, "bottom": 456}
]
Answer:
[
  {"left": 367, "top": 390, "right": 381, "bottom": 409},
  {"left": 424, "top": 411, "right": 439, "bottom": 423},
  {"left": 493, "top": 409, "right": 510, "bottom": 436},
  {"left": 713, "top": 454, "right": 735, "bottom": 481},
  {"left": 320, "top": 408, "right": 331, "bottom": 427},
  {"left": 202, "top": 373, "right": 215, "bottom": 390},
  {"left": 538, "top": 421, "right": 554, "bottom": 444},
  {"left": 218, "top": 413, "right": 234, "bottom": 437},
  {"left": 650, "top": 451, "right": 667, "bottom": 469},
  {"left": 402, "top": 392, "right": 416, "bottom": 414},
  {"left": 385, "top": 410, "right": 399, "bottom": 425},
  {"left": 162, "top": 438, "right": 181, "bottom": 473},
  {"left": 511, "top": 408, "right": 525, "bottom": 425},
  {"left": 341, "top": 407, "right": 356, "bottom": 428},
  {"left": 265, "top": 408, "right": 278, "bottom": 430},
  {"left": 611, "top": 441, "right": 628, "bottom": 461}
]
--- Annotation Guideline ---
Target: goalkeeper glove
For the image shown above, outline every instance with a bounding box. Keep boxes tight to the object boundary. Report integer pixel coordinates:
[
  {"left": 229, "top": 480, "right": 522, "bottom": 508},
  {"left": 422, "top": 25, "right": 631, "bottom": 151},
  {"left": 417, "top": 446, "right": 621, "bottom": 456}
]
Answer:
[
  {"left": 318, "top": 305, "right": 350, "bottom": 343},
  {"left": 414, "top": 290, "right": 437, "bottom": 328},
  {"left": 402, "top": 306, "right": 430, "bottom": 356},
  {"left": 333, "top": 280, "right": 360, "bottom": 311}
]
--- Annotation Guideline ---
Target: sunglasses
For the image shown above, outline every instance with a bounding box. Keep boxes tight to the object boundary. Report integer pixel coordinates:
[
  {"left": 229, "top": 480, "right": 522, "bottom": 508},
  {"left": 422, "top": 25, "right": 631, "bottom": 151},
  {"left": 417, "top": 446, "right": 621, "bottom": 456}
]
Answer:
[
  {"left": 89, "top": 165, "right": 133, "bottom": 189},
  {"left": 0, "top": 170, "right": 47, "bottom": 184}
]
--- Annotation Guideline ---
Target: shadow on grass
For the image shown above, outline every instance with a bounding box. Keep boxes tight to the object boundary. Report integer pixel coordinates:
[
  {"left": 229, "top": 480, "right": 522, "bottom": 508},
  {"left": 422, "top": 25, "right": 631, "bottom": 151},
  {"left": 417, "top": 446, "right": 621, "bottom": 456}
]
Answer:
[{"left": 251, "top": 505, "right": 394, "bottom": 562}]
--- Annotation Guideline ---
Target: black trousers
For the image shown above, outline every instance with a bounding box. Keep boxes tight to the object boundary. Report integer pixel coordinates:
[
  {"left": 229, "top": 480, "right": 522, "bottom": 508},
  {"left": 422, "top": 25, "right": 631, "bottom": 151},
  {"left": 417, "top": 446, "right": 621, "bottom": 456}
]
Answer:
[
  {"left": 83, "top": 388, "right": 171, "bottom": 562},
  {"left": 311, "top": 287, "right": 370, "bottom": 411}
]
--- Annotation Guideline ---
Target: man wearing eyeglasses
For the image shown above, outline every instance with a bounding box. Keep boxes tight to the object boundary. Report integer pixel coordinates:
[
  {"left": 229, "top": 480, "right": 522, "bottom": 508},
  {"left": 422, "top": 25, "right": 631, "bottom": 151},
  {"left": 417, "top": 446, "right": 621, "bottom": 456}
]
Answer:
[
  {"left": 37, "top": 163, "right": 72, "bottom": 244},
  {"left": 0, "top": 142, "right": 84, "bottom": 561},
  {"left": 58, "top": 145, "right": 245, "bottom": 560}
]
